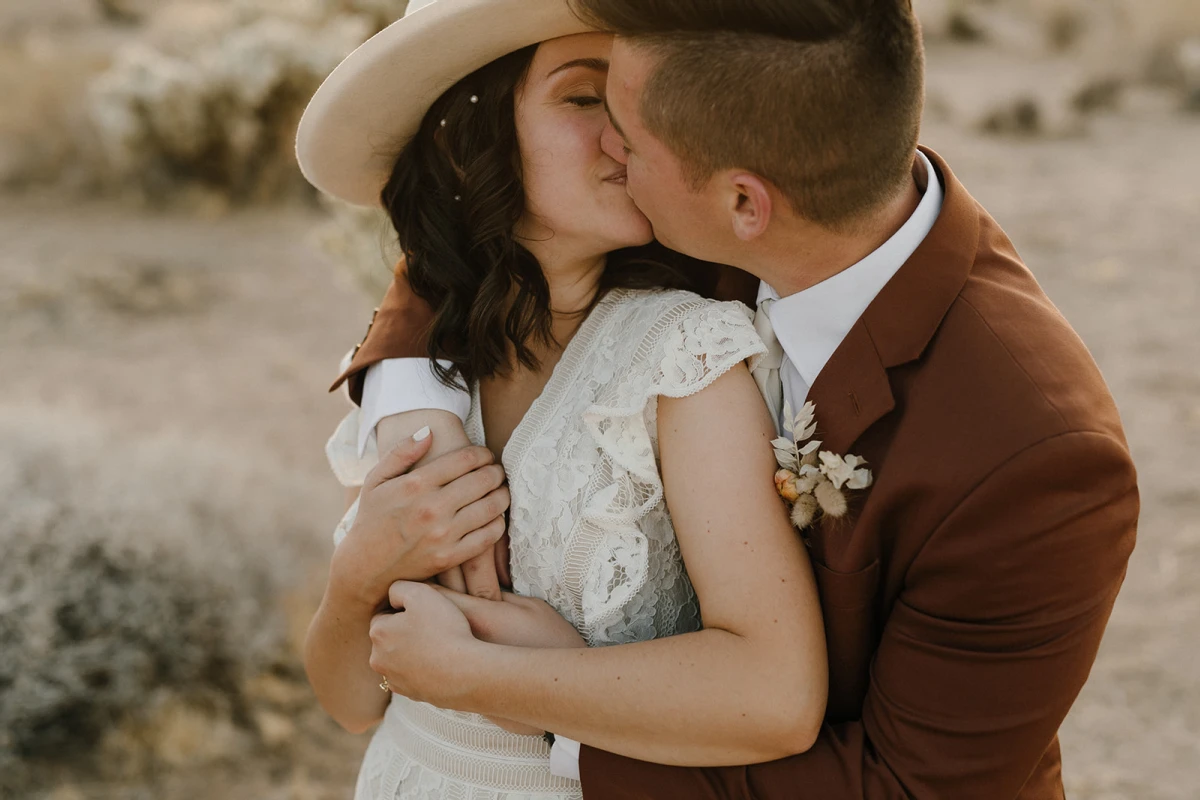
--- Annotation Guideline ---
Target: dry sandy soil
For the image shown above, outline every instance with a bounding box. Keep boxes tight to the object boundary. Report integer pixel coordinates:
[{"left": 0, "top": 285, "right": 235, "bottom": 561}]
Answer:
[{"left": 1, "top": 43, "right": 1198, "bottom": 800}]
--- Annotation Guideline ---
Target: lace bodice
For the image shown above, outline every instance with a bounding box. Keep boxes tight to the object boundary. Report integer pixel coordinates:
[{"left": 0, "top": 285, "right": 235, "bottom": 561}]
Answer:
[{"left": 327, "top": 288, "right": 766, "bottom": 799}]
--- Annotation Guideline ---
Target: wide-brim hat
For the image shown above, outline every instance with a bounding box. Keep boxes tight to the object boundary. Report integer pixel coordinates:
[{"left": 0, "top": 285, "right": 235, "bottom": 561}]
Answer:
[{"left": 296, "top": 0, "right": 593, "bottom": 207}]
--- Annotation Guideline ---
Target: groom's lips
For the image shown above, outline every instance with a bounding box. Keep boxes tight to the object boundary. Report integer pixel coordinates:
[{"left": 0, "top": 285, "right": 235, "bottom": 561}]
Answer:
[{"left": 602, "top": 169, "right": 628, "bottom": 185}]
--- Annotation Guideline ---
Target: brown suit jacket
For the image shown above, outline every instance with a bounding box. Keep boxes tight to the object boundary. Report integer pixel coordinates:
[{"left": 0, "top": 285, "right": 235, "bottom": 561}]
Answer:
[{"left": 333, "top": 148, "right": 1138, "bottom": 799}]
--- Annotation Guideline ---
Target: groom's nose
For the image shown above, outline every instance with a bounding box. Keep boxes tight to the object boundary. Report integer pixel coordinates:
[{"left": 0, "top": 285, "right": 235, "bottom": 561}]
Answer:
[{"left": 600, "top": 122, "right": 628, "bottom": 167}]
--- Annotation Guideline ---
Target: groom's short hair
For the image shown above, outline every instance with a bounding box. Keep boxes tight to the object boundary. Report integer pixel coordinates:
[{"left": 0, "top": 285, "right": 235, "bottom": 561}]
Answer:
[{"left": 573, "top": 0, "right": 925, "bottom": 231}]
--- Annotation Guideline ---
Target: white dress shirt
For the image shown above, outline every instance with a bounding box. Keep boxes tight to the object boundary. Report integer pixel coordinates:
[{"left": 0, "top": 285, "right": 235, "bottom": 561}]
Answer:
[
  {"left": 356, "top": 150, "right": 942, "bottom": 780},
  {"left": 356, "top": 358, "right": 470, "bottom": 456},
  {"left": 755, "top": 149, "right": 942, "bottom": 430}
]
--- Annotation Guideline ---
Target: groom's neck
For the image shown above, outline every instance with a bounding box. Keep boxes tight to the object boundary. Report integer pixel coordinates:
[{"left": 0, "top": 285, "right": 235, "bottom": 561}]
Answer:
[{"left": 750, "top": 172, "right": 923, "bottom": 299}]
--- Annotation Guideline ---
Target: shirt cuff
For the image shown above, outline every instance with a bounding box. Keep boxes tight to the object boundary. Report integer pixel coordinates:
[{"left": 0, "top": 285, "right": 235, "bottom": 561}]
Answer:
[
  {"left": 549, "top": 735, "right": 581, "bottom": 781},
  {"left": 358, "top": 358, "right": 470, "bottom": 456}
]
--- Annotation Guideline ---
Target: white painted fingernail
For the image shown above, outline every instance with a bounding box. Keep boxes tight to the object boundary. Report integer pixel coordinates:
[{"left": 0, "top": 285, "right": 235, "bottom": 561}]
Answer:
[{"left": 412, "top": 426, "right": 431, "bottom": 442}]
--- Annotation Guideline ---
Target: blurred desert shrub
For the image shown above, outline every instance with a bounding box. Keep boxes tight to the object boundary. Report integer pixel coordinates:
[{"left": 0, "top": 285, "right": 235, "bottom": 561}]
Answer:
[
  {"left": 86, "top": 0, "right": 408, "bottom": 203},
  {"left": 0, "top": 0, "right": 408, "bottom": 202},
  {"left": 313, "top": 200, "right": 400, "bottom": 298},
  {"left": 0, "top": 407, "right": 329, "bottom": 793}
]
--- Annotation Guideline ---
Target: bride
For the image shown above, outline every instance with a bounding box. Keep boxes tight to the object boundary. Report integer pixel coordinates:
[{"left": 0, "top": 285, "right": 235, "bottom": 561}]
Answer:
[{"left": 298, "top": 0, "right": 826, "bottom": 797}]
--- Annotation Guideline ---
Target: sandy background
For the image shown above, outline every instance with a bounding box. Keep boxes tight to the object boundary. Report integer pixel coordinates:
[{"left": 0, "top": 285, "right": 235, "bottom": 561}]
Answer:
[{"left": 0, "top": 1, "right": 1198, "bottom": 798}]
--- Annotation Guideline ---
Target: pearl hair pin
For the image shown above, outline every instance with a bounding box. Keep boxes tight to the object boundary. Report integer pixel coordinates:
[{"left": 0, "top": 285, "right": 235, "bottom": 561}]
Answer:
[
  {"left": 440, "top": 119, "right": 447, "bottom": 127},
  {"left": 470, "top": 95, "right": 479, "bottom": 103}
]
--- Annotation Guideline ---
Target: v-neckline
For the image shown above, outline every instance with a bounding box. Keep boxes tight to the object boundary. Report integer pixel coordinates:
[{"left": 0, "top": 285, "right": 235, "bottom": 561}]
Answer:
[{"left": 469, "top": 289, "right": 626, "bottom": 475}]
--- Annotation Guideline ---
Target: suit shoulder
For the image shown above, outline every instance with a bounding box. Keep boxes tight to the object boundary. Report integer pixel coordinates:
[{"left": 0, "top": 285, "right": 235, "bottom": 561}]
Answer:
[{"left": 928, "top": 260, "right": 1127, "bottom": 447}]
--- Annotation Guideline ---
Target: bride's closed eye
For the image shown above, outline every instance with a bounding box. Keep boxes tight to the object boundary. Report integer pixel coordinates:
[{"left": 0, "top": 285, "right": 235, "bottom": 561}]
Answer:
[{"left": 565, "top": 95, "right": 603, "bottom": 109}]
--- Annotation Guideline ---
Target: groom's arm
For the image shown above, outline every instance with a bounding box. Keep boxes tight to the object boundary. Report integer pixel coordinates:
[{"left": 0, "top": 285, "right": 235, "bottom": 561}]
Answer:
[
  {"left": 578, "top": 430, "right": 1138, "bottom": 799},
  {"left": 331, "top": 258, "right": 438, "bottom": 405}
]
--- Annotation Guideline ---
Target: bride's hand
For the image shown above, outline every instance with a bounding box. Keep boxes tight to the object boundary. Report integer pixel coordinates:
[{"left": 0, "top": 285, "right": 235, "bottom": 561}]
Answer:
[
  {"left": 332, "top": 433, "right": 510, "bottom": 608},
  {"left": 430, "top": 586, "right": 587, "bottom": 650}
]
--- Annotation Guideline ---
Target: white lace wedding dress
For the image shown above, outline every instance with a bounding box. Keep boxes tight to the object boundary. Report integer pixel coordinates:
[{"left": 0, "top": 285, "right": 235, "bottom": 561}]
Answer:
[{"left": 325, "top": 288, "right": 766, "bottom": 800}]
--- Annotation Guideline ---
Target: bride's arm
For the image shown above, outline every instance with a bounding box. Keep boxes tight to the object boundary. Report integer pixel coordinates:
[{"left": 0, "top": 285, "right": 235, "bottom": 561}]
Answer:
[
  {"left": 375, "top": 363, "right": 827, "bottom": 765},
  {"left": 305, "top": 415, "right": 508, "bottom": 734}
]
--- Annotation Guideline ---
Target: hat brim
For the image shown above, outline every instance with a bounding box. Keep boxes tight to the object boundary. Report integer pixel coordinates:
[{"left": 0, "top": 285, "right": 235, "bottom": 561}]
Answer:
[{"left": 296, "top": 0, "right": 593, "bottom": 207}]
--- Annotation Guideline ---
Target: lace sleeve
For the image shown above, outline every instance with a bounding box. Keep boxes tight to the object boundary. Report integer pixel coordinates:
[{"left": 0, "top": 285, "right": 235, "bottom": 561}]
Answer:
[{"left": 574, "top": 300, "right": 766, "bottom": 638}]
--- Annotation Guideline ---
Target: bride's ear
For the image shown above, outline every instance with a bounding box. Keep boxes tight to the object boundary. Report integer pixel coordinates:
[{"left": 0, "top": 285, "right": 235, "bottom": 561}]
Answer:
[{"left": 726, "top": 171, "right": 773, "bottom": 242}]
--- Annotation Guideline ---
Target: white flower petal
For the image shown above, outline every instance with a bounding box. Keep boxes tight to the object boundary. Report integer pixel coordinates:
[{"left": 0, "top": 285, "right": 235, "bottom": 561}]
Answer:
[
  {"left": 818, "top": 451, "right": 854, "bottom": 490},
  {"left": 847, "top": 468, "right": 873, "bottom": 490}
]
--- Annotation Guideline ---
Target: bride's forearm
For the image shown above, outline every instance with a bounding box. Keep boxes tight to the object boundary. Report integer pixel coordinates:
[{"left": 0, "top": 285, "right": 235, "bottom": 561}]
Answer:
[
  {"left": 304, "top": 580, "right": 390, "bottom": 734},
  {"left": 454, "top": 628, "right": 825, "bottom": 766}
]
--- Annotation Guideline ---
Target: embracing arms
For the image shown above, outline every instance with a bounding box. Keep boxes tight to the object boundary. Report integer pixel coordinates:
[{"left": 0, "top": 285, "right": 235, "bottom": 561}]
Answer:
[
  {"left": 575, "top": 429, "right": 1139, "bottom": 798},
  {"left": 303, "top": 428, "right": 509, "bottom": 733},
  {"left": 372, "top": 363, "right": 828, "bottom": 765}
]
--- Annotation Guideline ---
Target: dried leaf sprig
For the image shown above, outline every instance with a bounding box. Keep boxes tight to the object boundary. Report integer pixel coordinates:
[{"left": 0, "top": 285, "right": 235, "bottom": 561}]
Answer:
[{"left": 772, "top": 401, "right": 873, "bottom": 530}]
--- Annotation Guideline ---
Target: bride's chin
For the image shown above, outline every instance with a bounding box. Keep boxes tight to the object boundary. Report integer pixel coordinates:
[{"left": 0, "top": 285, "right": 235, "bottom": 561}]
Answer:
[
  {"left": 622, "top": 211, "right": 655, "bottom": 247},
  {"left": 591, "top": 212, "right": 654, "bottom": 250}
]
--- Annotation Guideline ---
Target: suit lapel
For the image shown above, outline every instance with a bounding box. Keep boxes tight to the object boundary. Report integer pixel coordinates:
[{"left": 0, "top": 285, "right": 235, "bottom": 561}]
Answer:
[
  {"left": 806, "top": 146, "right": 981, "bottom": 459},
  {"left": 806, "top": 321, "right": 894, "bottom": 457}
]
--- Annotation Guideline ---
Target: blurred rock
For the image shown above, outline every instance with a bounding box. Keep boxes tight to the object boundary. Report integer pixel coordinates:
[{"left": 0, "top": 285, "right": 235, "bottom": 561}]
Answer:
[
  {"left": 1178, "top": 38, "right": 1200, "bottom": 110},
  {"left": 917, "top": 0, "right": 1200, "bottom": 135},
  {"left": 96, "top": 0, "right": 157, "bottom": 25}
]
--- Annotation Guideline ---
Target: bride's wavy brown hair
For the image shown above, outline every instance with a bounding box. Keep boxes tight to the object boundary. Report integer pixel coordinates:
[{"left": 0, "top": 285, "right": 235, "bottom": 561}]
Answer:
[{"left": 381, "top": 46, "right": 719, "bottom": 388}]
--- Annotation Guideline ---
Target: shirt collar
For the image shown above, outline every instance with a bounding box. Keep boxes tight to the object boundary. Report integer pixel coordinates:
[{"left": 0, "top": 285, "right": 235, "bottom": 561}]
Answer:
[{"left": 757, "top": 149, "right": 943, "bottom": 388}]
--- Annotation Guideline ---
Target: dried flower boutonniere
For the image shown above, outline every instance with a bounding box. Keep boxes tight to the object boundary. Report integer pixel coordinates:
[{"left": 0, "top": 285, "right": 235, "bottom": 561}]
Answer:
[{"left": 772, "top": 401, "right": 873, "bottom": 530}]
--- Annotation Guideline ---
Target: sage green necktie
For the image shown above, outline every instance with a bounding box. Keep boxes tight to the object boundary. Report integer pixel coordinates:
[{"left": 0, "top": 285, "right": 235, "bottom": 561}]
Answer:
[{"left": 751, "top": 298, "right": 785, "bottom": 432}]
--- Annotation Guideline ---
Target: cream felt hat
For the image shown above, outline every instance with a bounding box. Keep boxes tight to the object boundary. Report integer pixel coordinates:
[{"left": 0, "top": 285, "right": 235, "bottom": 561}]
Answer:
[{"left": 296, "top": 0, "right": 592, "bottom": 207}]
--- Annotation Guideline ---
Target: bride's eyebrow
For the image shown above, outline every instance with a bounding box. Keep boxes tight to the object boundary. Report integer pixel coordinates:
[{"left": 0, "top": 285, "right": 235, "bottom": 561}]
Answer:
[{"left": 546, "top": 57, "right": 609, "bottom": 79}]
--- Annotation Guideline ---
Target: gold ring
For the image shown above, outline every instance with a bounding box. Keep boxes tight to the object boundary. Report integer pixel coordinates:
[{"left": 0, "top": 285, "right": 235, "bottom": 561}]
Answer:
[{"left": 379, "top": 676, "right": 391, "bottom": 693}]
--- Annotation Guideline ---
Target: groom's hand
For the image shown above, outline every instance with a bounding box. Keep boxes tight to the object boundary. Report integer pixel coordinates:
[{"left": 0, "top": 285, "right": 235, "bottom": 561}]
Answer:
[
  {"left": 430, "top": 585, "right": 587, "bottom": 651},
  {"left": 331, "top": 434, "right": 510, "bottom": 609}
]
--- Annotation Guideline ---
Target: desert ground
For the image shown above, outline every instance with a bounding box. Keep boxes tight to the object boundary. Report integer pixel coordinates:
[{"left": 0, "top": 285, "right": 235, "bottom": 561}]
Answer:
[{"left": 1, "top": 3, "right": 1198, "bottom": 798}]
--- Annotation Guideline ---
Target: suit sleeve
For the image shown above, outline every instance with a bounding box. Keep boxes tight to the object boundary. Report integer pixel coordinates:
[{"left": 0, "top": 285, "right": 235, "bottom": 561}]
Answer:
[
  {"left": 578, "top": 430, "right": 1138, "bottom": 799},
  {"left": 330, "top": 258, "right": 436, "bottom": 405}
]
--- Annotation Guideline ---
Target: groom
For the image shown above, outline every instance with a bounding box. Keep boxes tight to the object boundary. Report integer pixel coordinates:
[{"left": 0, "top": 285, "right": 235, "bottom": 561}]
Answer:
[{"left": 339, "top": 0, "right": 1139, "bottom": 796}]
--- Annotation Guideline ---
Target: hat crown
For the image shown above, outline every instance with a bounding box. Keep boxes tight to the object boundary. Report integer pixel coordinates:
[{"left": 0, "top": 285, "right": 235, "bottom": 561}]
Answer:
[{"left": 405, "top": 0, "right": 439, "bottom": 17}]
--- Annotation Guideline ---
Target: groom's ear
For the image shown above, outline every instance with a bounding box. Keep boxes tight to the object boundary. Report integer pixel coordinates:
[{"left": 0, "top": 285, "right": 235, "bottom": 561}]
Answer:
[{"left": 727, "top": 171, "right": 773, "bottom": 242}]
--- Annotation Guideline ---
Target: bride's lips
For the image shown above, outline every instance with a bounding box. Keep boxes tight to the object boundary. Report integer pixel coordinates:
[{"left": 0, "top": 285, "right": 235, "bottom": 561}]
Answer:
[{"left": 602, "top": 168, "right": 628, "bottom": 186}]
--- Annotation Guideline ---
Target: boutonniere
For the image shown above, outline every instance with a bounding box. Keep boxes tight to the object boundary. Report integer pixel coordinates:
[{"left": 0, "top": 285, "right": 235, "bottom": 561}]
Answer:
[{"left": 772, "top": 401, "right": 873, "bottom": 530}]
